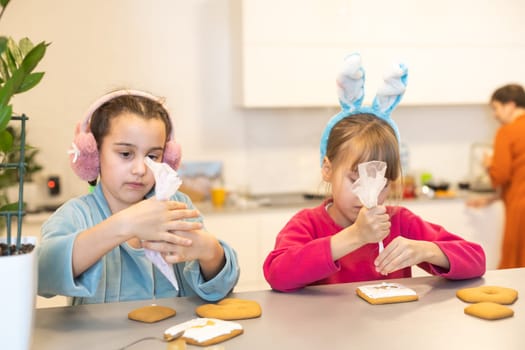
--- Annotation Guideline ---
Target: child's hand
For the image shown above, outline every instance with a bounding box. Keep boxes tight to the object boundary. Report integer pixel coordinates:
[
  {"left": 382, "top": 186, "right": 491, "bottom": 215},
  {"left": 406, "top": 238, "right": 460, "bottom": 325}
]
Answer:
[
  {"left": 144, "top": 228, "right": 225, "bottom": 280},
  {"left": 374, "top": 236, "right": 450, "bottom": 275},
  {"left": 353, "top": 206, "right": 391, "bottom": 245},
  {"left": 118, "top": 198, "right": 202, "bottom": 243},
  {"left": 330, "top": 206, "right": 391, "bottom": 261}
]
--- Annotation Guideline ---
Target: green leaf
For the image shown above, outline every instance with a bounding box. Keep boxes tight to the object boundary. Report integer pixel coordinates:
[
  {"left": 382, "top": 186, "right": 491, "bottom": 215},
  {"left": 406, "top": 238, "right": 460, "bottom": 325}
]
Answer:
[
  {"left": 0, "top": 37, "right": 7, "bottom": 56},
  {"left": 0, "top": 104, "right": 12, "bottom": 132},
  {"left": 0, "top": 69, "right": 22, "bottom": 106},
  {"left": 0, "top": 128, "right": 13, "bottom": 152},
  {"left": 7, "top": 37, "right": 23, "bottom": 66},
  {"left": 20, "top": 41, "right": 47, "bottom": 75},
  {"left": 0, "top": 57, "right": 8, "bottom": 81},
  {"left": 0, "top": 0, "right": 11, "bottom": 8},
  {"left": 16, "top": 72, "right": 44, "bottom": 94},
  {"left": 18, "top": 38, "right": 34, "bottom": 57},
  {"left": 0, "top": 202, "right": 24, "bottom": 212},
  {"left": 0, "top": 43, "right": 48, "bottom": 104},
  {"left": 5, "top": 45, "right": 17, "bottom": 74}
]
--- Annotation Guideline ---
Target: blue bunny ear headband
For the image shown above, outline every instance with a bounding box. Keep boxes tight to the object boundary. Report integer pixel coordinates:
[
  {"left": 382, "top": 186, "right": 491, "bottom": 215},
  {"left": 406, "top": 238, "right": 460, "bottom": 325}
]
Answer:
[{"left": 319, "top": 53, "right": 408, "bottom": 166}]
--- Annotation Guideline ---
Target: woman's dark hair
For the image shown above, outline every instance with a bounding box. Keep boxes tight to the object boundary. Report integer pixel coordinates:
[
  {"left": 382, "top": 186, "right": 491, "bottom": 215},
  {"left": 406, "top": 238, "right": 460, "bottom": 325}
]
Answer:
[{"left": 491, "top": 84, "right": 525, "bottom": 108}]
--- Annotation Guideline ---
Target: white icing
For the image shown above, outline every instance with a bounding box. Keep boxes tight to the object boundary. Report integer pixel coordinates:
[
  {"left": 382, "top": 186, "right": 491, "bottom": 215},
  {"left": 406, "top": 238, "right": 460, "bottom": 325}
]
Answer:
[
  {"left": 164, "top": 318, "right": 242, "bottom": 343},
  {"left": 357, "top": 282, "right": 416, "bottom": 299}
]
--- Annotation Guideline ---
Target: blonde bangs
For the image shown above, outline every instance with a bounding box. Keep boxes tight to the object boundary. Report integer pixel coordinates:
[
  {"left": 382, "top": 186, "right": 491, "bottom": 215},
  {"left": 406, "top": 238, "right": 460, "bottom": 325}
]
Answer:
[{"left": 327, "top": 114, "right": 401, "bottom": 181}]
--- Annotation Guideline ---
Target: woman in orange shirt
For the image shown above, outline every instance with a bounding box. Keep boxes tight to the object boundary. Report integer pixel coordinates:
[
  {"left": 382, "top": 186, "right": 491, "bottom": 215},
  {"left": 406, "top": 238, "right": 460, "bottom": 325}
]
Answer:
[{"left": 482, "top": 84, "right": 525, "bottom": 268}]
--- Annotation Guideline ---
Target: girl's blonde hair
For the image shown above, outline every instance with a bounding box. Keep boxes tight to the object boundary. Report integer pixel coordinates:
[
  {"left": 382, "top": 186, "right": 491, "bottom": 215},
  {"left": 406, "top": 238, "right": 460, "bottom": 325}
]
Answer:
[{"left": 325, "top": 113, "right": 401, "bottom": 181}]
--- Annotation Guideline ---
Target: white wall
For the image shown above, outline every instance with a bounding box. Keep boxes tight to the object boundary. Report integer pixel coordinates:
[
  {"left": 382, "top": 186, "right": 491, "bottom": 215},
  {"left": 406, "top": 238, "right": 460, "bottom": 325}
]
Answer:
[{"left": 0, "top": 0, "right": 499, "bottom": 204}]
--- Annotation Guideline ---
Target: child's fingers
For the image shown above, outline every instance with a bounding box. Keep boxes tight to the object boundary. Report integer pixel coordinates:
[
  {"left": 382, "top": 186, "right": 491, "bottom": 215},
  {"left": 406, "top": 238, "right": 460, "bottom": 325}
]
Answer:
[
  {"left": 143, "top": 237, "right": 192, "bottom": 254},
  {"left": 375, "top": 238, "right": 419, "bottom": 275},
  {"left": 167, "top": 208, "right": 200, "bottom": 221},
  {"left": 164, "top": 231, "right": 194, "bottom": 246},
  {"left": 367, "top": 205, "right": 387, "bottom": 216},
  {"left": 165, "top": 220, "right": 202, "bottom": 232},
  {"left": 165, "top": 200, "right": 188, "bottom": 210}
]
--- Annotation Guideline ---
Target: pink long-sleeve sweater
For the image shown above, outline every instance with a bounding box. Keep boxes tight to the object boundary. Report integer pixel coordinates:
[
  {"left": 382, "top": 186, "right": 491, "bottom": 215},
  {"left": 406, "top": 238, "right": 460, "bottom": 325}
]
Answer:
[{"left": 263, "top": 202, "right": 486, "bottom": 292}]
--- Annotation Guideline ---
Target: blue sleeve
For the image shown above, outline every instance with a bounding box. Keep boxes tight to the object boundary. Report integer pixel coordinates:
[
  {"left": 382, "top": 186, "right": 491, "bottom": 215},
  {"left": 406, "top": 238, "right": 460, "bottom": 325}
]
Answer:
[
  {"left": 172, "top": 191, "right": 240, "bottom": 301},
  {"left": 37, "top": 199, "right": 104, "bottom": 298},
  {"left": 180, "top": 240, "right": 240, "bottom": 301}
]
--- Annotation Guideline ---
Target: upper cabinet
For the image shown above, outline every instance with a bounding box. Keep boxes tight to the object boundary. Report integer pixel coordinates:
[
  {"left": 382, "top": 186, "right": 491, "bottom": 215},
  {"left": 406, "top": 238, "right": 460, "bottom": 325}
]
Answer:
[{"left": 232, "top": 0, "right": 525, "bottom": 107}]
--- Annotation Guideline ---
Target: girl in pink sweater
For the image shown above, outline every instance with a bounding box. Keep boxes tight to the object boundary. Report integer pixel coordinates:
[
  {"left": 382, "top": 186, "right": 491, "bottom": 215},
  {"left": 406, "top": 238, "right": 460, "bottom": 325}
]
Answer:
[{"left": 263, "top": 54, "right": 485, "bottom": 292}]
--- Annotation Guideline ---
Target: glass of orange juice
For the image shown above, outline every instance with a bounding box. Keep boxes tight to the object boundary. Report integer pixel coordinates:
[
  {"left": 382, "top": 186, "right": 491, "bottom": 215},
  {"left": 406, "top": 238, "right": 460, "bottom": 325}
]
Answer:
[{"left": 210, "top": 187, "right": 227, "bottom": 208}]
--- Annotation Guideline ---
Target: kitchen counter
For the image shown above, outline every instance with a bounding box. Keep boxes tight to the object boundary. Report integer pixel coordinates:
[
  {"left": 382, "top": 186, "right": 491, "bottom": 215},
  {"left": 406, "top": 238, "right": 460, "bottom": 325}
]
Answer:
[{"left": 195, "top": 189, "right": 496, "bottom": 215}]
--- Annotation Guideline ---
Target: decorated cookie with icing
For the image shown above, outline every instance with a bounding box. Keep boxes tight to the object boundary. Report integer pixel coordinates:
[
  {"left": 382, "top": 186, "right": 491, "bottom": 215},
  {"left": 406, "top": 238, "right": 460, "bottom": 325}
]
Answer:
[
  {"left": 164, "top": 318, "right": 243, "bottom": 346},
  {"left": 356, "top": 282, "right": 419, "bottom": 305}
]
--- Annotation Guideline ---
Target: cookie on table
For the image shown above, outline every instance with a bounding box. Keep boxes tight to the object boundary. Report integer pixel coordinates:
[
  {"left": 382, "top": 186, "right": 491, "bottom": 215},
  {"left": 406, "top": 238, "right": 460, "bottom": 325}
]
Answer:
[
  {"left": 464, "top": 302, "right": 514, "bottom": 320},
  {"left": 195, "top": 298, "right": 262, "bottom": 320},
  {"left": 128, "top": 305, "right": 176, "bottom": 323},
  {"left": 356, "top": 282, "right": 418, "bottom": 305},
  {"left": 164, "top": 318, "right": 243, "bottom": 346},
  {"left": 456, "top": 286, "right": 518, "bottom": 305}
]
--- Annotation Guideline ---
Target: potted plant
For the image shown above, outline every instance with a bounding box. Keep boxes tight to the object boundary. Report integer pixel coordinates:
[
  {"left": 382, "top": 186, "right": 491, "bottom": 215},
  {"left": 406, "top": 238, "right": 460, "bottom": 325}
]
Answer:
[{"left": 0, "top": 1, "right": 48, "bottom": 349}]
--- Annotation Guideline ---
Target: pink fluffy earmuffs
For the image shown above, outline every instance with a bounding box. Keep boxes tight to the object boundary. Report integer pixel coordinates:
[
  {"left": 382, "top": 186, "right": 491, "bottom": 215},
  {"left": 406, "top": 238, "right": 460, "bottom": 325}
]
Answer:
[{"left": 68, "top": 89, "right": 182, "bottom": 182}]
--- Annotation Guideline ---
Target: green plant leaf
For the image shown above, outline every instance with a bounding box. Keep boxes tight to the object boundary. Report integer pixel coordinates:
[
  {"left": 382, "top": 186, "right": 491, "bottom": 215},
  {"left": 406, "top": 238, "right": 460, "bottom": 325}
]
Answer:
[
  {"left": 5, "top": 44, "right": 17, "bottom": 74},
  {"left": 0, "top": 104, "right": 12, "bottom": 132},
  {"left": 0, "top": 37, "right": 7, "bottom": 56},
  {"left": 0, "top": 202, "right": 23, "bottom": 212},
  {"left": 17, "top": 37, "right": 34, "bottom": 57},
  {"left": 0, "top": 0, "right": 11, "bottom": 8},
  {"left": 7, "top": 37, "right": 23, "bottom": 66},
  {"left": 0, "top": 42, "right": 47, "bottom": 107},
  {"left": 16, "top": 71, "right": 44, "bottom": 94},
  {"left": 0, "top": 69, "right": 21, "bottom": 106},
  {"left": 20, "top": 41, "right": 47, "bottom": 75},
  {"left": 0, "top": 128, "right": 13, "bottom": 152},
  {"left": 0, "top": 53, "right": 9, "bottom": 81},
  {"left": 0, "top": 42, "right": 48, "bottom": 105}
]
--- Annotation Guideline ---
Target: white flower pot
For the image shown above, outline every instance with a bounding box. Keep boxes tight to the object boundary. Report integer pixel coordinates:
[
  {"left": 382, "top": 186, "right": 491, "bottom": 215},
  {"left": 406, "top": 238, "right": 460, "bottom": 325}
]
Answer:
[{"left": 0, "top": 236, "right": 37, "bottom": 350}]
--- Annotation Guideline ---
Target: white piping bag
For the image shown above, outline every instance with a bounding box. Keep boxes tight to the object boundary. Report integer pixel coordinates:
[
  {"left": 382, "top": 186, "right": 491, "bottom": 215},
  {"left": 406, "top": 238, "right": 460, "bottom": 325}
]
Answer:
[
  {"left": 351, "top": 161, "right": 387, "bottom": 253},
  {"left": 143, "top": 157, "right": 183, "bottom": 290}
]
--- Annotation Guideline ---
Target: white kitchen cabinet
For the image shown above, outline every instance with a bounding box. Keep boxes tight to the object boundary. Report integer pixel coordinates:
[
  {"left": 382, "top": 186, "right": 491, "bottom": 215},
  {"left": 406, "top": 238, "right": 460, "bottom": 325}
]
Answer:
[
  {"left": 233, "top": 0, "right": 525, "bottom": 107},
  {"left": 203, "top": 207, "right": 298, "bottom": 292},
  {"left": 203, "top": 213, "right": 264, "bottom": 291}
]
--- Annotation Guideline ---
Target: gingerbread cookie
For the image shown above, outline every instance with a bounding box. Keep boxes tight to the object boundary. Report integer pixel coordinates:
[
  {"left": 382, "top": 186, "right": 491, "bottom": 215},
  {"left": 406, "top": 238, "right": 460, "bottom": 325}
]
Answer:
[
  {"left": 456, "top": 286, "right": 518, "bottom": 305},
  {"left": 356, "top": 282, "right": 418, "bottom": 305},
  {"left": 464, "top": 302, "right": 514, "bottom": 320},
  {"left": 164, "top": 318, "right": 243, "bottom": 346},
  {"left": 128, "top": 305, "right": 176, "bottom": 323},
  {"left": 195, "top": 298, "right": 262, "bottom": 320}
]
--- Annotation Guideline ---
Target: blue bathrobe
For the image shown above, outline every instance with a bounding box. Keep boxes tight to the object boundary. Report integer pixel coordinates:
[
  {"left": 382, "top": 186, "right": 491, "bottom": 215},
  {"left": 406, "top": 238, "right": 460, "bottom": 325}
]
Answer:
[{"left": 37, "top": 184, "right": 239, "bottom": 305}]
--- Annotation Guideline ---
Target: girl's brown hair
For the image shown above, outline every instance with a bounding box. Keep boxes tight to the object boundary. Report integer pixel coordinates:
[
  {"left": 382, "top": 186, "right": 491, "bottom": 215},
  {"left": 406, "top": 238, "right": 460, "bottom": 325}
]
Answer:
[
  {"left": 325, "top": 113, "right": 401, "bottom": 181},
  {"left": 89, "top": 94, "right": 172, "bottom": 149}
]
